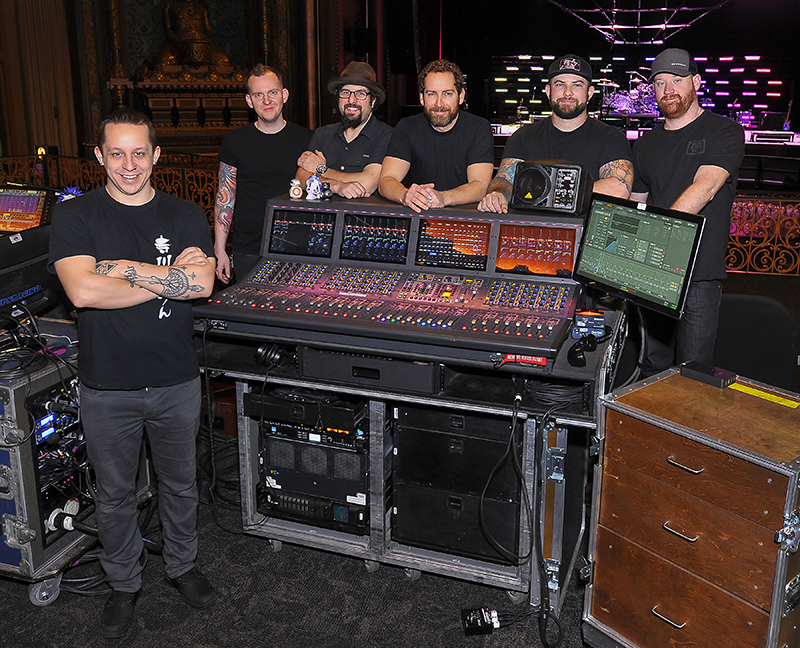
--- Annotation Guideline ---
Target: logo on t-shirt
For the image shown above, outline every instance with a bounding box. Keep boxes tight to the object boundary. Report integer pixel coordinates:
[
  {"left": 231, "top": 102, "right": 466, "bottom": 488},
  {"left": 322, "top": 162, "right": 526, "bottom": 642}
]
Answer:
[
  {"left": 154, "top": 234, "right": 172, "bottom": 320},
  {"left": 686, "top": 139, "right": 706, "bottom": 155}
]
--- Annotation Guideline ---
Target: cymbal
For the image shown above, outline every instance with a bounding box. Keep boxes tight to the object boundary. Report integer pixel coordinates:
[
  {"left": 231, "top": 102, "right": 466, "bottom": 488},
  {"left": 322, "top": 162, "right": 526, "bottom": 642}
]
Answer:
[{"left": 596, "top": 79, "right": 619, "bottom": 88}]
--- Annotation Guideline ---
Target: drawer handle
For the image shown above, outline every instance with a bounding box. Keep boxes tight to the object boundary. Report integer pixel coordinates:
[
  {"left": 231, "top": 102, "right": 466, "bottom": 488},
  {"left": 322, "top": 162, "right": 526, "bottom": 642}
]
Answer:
[
  {"left": 666, "top": 455, "right": 704, "bottom": 474},
  {"left": 662, "top": 521, "right": 699, "bottom": 542},
  {"left": 651, "top": 605, "right": 687, "bottom": 629}
]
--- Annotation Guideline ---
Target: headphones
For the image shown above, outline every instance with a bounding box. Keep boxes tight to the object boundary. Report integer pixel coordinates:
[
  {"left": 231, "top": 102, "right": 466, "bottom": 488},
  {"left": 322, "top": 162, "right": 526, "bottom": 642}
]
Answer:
[
  {"left": 566, "top": 327, "right": 612, "bottom": 368},
  {"left": 254, "top": 343, "right": 288, "bottom": 369}
]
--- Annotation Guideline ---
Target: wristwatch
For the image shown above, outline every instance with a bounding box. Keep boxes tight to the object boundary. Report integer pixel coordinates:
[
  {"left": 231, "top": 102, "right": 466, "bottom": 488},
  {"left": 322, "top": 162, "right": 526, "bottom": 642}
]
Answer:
[{"left": 316, "top": 164, "right": 328, "bottom": 175}]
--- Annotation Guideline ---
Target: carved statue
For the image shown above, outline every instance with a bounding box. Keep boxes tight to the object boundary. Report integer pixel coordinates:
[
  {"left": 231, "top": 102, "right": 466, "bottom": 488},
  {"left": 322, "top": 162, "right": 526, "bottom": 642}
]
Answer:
[{"left": 153, "top": 0, "right": 231, "bottom": 67}]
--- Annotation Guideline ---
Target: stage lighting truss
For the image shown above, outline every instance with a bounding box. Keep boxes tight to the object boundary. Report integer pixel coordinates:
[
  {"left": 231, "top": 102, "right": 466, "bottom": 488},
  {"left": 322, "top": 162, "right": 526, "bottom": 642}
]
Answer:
[{"left": 547, "top": 0, "right": 732, "bottom": 46}]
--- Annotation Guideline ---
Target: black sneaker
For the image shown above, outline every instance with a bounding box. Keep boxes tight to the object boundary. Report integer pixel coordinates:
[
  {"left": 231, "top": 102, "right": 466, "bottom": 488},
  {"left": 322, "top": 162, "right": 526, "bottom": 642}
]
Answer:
[
  {"left": 100, "top": 589, "right": 140, "bottom": 639},
  {"left": 167, "top": 567, "right": 216, "bottom": 609}
]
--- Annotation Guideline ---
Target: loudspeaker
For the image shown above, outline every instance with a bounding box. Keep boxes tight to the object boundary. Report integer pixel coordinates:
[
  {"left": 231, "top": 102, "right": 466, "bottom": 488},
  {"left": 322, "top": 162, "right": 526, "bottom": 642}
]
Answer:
[
  {"left": 391, "top": 405, "right": 521, "bottom": 564},
  {"left": 510, "top": 161, "right": 593, "bottom": 216}
]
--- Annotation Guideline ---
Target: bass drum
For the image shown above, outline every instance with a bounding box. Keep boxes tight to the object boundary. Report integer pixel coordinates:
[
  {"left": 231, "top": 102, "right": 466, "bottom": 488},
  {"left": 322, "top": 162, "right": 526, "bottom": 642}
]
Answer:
[{"left": 609, "top": 91, "right": 633, "bottom": 114}]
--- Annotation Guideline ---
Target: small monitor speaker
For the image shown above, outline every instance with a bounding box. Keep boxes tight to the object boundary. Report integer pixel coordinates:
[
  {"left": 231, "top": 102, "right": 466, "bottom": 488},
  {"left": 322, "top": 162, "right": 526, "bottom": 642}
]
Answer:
[{"left": 510, "top": 161, "right": 593, "bottom": 216}]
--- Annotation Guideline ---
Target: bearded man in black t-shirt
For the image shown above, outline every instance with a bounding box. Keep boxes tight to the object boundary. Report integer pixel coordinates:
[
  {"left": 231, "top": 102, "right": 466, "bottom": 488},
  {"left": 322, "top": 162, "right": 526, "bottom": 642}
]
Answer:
[
  {"left": 379, "top": 59, "right": 494, "bottom": 213},
  {"left": 631, "top": 49, "right": 744, "bottom": 376},
  {"left": 478, "top": 54, "right": 633, "bottom": 214}
]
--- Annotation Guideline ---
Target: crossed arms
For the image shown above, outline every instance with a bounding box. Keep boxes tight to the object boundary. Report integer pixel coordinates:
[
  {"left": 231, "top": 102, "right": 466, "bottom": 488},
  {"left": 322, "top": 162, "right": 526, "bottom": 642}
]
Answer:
[{"left": 54, "top": 246, "right": 215, "bottom": 310}]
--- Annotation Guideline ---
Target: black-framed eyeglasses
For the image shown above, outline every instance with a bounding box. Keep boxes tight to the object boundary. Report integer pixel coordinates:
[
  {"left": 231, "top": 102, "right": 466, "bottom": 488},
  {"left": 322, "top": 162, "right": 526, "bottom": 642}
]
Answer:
[{"left": 338, "top": 89, "right": 371, "bottom": 100}]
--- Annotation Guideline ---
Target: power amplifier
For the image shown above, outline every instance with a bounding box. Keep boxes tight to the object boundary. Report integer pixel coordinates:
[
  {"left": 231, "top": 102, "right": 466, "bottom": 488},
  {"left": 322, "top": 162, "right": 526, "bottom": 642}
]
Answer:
[{"left": 244, "top": 388, "right": 368, "bottom": 451}]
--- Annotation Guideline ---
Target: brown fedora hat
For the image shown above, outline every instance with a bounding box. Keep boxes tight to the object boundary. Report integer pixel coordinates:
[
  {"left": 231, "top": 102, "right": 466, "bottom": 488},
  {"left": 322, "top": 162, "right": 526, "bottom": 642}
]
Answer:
[{"left": 327, "top": 61, "right": 386, "bottom": 106}]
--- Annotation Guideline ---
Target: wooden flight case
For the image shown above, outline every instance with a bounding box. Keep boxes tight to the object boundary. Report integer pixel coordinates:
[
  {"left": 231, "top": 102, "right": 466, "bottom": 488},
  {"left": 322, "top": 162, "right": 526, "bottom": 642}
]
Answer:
[{"left": 583, "top": 369, "right": 800, "bottom": 648}]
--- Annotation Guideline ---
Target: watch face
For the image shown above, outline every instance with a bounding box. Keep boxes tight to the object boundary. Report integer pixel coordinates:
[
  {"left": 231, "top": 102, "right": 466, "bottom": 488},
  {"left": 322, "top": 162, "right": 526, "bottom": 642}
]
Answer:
[{"left": 316, "top": 165, "right": 327, "bottom": 175}]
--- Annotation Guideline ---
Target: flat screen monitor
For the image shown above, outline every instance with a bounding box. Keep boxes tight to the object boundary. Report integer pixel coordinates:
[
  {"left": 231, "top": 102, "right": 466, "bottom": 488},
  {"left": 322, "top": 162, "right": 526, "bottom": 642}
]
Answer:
[
  {"left": 414, "top": 219, "right": 491, "bottom": 272},
  {"left": 340, "top": 213, "right": 411, "bottom": 264},
  {"left": 573, "top": 195, "right": 705, "bottom": 319},
  {"left": 268, "top": 209, "right": 336, "bottom": 258},
  {"left": 0, "top": 185, "right": 55, "bottom": 233}
]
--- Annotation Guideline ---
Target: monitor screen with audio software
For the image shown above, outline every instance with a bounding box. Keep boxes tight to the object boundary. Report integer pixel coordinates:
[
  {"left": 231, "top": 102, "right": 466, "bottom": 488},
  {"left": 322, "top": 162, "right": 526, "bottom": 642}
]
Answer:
[
  {"left": 0, "top": 186, "right": 55, "bottom": 233},
  {"left": 340, "top": 213, "right": 411, "bottom": 264},
  {"left": 268, "top": 209, "right": 336, "bottom": 258},
  {"left": 573, "top": 195, "right": 705, "bottom": 319},
  {"left": 414, "top": 218, "right": 491, "bottom": 272}
]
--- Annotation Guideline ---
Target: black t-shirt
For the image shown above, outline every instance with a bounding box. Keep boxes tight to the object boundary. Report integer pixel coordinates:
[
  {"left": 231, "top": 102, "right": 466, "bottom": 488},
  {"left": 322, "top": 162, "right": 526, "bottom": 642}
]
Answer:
[
  {"left": 502, "top": 116, "right": 632, "bottom": 180},
  {"left": 219, "top": 121, "right": 312, "bottom": 255},
  {"left": 384, "top": 111, "right": 494, "bottom": 191},
  {"left": 49, "top": 188, "right": 214, "bottom": 390},
  {"left": 633, "top": 110, "right": 744, "bottom": 281},
  {"left": 308, "top": 116, "right": 392, "bottom": 173}
]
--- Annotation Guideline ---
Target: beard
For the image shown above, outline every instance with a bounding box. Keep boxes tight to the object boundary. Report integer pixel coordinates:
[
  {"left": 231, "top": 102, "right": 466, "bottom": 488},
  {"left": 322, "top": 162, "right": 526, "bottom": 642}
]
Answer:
[
  {"left": 657, "top": 87, "right": 696, "bottom": 119},
  {"left": 425, "top": 104, "right": 459, "bottom": 128},
  {"left": 550, "top": 97, "right": 587, "bottom": 120},
  {"left": 340, "top": 105, "right": 364, "bottom": 129}
]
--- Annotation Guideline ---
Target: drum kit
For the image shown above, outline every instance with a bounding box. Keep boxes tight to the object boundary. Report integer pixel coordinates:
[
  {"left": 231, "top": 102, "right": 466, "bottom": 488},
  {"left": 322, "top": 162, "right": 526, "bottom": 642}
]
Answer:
[{"left": 598, "top": 71, "right": 659, "bottom": 116}]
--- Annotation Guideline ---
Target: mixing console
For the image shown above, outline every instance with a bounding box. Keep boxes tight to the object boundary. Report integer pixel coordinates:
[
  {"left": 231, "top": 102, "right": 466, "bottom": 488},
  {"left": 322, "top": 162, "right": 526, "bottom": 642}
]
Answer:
[
  {"left": 195, "top": 197, "right": 585, "bottom": 368},
  {"left": 198, "top": 259, "right": 577, "bottom": 363}
]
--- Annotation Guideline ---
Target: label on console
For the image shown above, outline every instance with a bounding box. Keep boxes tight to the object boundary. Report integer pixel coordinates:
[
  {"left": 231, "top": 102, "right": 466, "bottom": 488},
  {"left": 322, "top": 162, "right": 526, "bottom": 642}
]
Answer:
[
  {"left": 347, "top": 492, "right": 367, "bottom": 506},
  {"left": 495, "top": 353, "right": 547, "bottom": 367},
  {"left": 265, "top": 476, "right": 282, "bottom": 489}
]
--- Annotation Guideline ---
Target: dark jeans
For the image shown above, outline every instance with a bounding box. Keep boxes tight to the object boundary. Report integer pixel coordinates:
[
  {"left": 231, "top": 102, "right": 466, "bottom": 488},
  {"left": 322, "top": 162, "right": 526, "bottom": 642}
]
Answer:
[
  {"left": 641, "top": 279, "right": 723, "bottom": 378},
  {"left": 80, "top": 377, "right": 201, "bottom": 591}
]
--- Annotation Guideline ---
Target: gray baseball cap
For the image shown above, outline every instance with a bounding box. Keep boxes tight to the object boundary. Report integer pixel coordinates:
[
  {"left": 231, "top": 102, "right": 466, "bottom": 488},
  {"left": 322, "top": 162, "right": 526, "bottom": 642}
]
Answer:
[{"left": 649, "top": 49, "right": 698, "bottom": 81}]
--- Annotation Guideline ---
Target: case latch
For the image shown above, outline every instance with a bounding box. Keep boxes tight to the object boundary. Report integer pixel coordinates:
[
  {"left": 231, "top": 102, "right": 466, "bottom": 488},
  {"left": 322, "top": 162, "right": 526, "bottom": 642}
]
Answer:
[{"left": 776, "top": 512, "right": 800, "bottom": 553}]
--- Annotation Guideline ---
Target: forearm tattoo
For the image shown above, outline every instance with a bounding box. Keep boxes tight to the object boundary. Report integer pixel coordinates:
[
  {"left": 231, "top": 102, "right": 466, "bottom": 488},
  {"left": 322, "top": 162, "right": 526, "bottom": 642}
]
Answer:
[
  {"left": 95, "top": 262, "right": 118, "bottom": 275},
  {"left": 123, "top": 265, "right": 205, "bottom": 299},
  {"left": 215, "top": 163, "right": 237, "bottom": 235},
  {"left": 599, "top": 159, "right": 634, "bottom": 191},
  {"left": 487, "top": 158, "right": 520, "bottom": 198}
]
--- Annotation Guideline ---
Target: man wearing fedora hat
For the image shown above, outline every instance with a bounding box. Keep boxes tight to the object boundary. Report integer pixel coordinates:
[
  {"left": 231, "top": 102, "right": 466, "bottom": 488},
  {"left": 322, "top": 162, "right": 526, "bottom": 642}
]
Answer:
[
  {"left": 296, "top": 61, "right": 392, "bottom": 199},
  {"left": 630, "top": 48, "right": 744, "bottom": 377},
  {"left": 479, "top": 54, "right": 632, "bottom": 213}
]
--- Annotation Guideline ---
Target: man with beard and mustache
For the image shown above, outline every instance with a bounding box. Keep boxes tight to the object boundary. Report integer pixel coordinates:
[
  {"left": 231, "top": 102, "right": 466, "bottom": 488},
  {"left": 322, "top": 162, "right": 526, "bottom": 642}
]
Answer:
[
  {"left": 379, "top": 59, "right": 494, "bottom": 212},
  {"left": 213, "top": 65, "right": 312, "bottom": 283},
  {"left": 478, "top": 55, "right": 632, "bottom": 213},
  {"left": 631, "top": 48, "right": 744, "bottom": 377},
  {"left": 296, "top": 62, "right": 392, "bottom": 199}
]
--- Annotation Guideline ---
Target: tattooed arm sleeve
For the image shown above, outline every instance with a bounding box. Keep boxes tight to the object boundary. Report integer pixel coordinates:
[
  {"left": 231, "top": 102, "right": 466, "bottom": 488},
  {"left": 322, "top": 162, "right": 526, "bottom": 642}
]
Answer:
[
  {"left": 595, "top": 159, "right": 634, "bottom": 199},
  {"left": 486, "top": 158, "right": 521, "bottom": 200},
  {"left": 214, "top": 163, "right": 237, "bottom": 249}
]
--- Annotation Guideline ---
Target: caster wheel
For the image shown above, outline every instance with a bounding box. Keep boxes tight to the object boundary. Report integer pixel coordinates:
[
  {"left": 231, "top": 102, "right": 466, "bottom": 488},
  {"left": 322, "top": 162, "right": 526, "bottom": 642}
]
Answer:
[
  {"left": 506, "top": 589, "right": 527, "bottom": 604},
  {"left": 269, "top": 539, "right": 283, "bottom": 552},
  {"left": 29, "top": 574, "right": 63, "bottom": 606},
  {"left": 364, "top": 560, "right": 380, "bottom": 573},
  {"left": 404, "top": 568, "right": 421, "bottom": 581}
]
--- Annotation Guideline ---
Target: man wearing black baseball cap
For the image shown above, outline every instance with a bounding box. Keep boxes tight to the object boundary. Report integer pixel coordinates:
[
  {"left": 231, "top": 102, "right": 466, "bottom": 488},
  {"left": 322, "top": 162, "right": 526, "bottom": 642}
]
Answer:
[
  {"left": 296, "top": 61, "right": 392, "bottom": 199},
  {"left": 479, "top": 54, "right": 632, "bottom": 213},
  {"left": 631, "top": 48, "right": 744, "bottom": 377}
]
